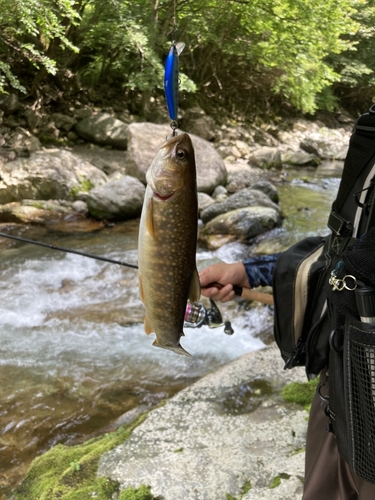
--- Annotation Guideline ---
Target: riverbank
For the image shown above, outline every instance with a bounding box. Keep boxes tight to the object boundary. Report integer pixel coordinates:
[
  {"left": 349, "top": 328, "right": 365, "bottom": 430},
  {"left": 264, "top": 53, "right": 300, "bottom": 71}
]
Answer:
[{"left": 11, "top": 343, "right": 314, "bottom": 500}]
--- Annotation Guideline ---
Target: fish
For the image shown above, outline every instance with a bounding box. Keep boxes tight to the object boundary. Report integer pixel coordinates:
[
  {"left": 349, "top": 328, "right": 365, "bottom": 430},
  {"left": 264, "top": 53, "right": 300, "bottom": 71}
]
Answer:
[
  {"left": 137, "top": 132, "right": 200, "bottom": 356},
  {"left": 164, "top": 42, "right": 185, "bottom": 122}
]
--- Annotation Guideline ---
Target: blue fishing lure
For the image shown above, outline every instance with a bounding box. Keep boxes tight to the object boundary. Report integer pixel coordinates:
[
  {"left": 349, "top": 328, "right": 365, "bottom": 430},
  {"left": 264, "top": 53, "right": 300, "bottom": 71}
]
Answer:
[{"left": 164, "top": 42, "right": 185, "bottom": 122}]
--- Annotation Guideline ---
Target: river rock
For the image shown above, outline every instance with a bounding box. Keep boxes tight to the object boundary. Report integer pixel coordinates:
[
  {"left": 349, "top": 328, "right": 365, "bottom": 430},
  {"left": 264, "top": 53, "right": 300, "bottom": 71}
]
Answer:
[
  {"left": 50, "top": 113, "right": 77, "bottom": 132},
  {"left": 179, "top": 106, "right": 216, "bottom": 141},
  {"left": 8, "top": 128, "right": 41, "bottom": 153},
  {"left": 281, "top": 149, "right": 319, "bottom": 166},
  {"left": 249, "top": 147, "right": 282, "bottom": 169},
  {"left": 0, "top": 149, "right": 107, "bottom": 204},
  {"left": 199, "top": 206, "right": 282, "bottom": 249},
  {"left": 251, "top": 181, "right": 279, "bottom": 203},
  {"left": 75, "top": 112, "right": 128, "bottom": 149},
  {"left": 201, "top": 187, "right": 280, "bottom": 224},
  {"left": 125, "top": 122, "right": 227, "bottom": 193},
  {"left": 24, "top": 109, "right": 44, "bottom": 131},
  {"left": 300, "top": 131, "right": 349, "bottom": 160},
  {"left": 198, "top": 192, "right": 215, "bottom": 215},
  {"left": 85, "top": 175, "right": 145, "bottom": 219},
  {"left": 0, "top": 93, "right": 20, "bottom": 114},
  {"left": 225, "top": 161, "right": 271, "bottom": 193},
  {"left": 0, "top": 200, "right": 86, "bottom": 224},
  {"left": 98, "top": 343, "right": 307, "bottom": 500},
  {"left": 72, "top": 144, "right": 127, "bottom": 176}
]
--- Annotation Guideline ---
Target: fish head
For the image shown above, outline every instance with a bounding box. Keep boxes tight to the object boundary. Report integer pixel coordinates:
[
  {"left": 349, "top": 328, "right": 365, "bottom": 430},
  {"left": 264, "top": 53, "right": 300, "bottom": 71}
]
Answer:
[{"left": 146, "top": 133, "right": 196, "bottom": 201}]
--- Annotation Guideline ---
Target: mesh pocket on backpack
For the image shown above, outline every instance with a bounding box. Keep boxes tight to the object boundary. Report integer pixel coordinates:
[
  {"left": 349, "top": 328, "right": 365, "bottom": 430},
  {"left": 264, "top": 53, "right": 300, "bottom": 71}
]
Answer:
[
  {"left": 330, "top": 317, "right": 375, "bottom": 483},
  {"left": 347, "top": 318, "right": 375, "bottom": 482}
]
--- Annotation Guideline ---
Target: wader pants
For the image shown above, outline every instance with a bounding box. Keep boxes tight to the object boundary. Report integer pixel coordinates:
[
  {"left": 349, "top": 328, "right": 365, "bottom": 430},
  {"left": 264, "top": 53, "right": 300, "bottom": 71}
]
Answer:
[{"left": 303, "top": 370, "right": 375, "bottom": 500}]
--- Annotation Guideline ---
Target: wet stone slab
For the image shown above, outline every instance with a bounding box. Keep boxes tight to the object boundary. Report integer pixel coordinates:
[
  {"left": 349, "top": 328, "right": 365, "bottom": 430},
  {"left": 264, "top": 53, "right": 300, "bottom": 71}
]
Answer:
[{"left": 98, "top": 343, "right": 308, "bottom": 500}]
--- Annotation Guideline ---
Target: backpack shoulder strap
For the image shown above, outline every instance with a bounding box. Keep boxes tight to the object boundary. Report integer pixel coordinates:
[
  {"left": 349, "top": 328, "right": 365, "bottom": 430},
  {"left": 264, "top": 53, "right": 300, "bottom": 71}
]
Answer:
[
  {"left": 334, "top": 106, "right": 375, "bottom": 213},
  {"left": 328, "top": 106, "right": 375, "bottom": 253}
]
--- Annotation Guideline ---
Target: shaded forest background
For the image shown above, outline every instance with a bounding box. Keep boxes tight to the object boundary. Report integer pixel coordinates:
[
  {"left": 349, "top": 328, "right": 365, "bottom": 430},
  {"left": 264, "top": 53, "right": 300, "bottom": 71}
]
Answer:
[{"left": 1, "top": 0, "right": 375, "bottom": 124}]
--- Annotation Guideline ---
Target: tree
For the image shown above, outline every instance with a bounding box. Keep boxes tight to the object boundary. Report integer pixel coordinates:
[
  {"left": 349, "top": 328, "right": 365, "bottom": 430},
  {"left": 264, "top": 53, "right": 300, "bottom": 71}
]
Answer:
[{"left": 0, "top": 0, "right": 80, "bottom": 95}]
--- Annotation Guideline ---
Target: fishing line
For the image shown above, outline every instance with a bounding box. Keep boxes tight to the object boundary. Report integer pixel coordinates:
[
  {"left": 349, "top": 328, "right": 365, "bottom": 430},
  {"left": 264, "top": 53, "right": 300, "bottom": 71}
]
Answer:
[{"left": 0, "top": 232, "right": 139, "bottom": 269}]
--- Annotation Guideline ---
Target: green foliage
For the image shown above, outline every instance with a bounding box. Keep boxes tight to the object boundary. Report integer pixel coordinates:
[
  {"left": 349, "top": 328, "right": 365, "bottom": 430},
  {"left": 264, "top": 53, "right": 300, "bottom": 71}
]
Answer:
[
  {"left": 0, "top": 0, "right": 80, "bottom": 92},
  {"left": 0, "top": 0, "right": 374, "bottom": 115}
]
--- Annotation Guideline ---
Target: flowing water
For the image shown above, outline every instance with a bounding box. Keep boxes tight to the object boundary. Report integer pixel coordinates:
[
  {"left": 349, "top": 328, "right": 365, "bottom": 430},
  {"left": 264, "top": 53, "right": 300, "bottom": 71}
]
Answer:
[{"left": 0, "top": 162, "right": 342, "bottom": 497}]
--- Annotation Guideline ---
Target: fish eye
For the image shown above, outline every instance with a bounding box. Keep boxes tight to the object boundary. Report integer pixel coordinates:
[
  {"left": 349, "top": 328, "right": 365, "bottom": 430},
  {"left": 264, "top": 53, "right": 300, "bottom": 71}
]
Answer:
[{"left": 176, "top": 149, "right": 186, "bottom": 160}]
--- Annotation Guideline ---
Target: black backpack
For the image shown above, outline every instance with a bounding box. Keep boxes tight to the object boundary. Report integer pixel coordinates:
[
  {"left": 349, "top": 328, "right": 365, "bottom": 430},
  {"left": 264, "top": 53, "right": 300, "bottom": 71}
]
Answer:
[{"left": 273, "top": 104, "right": 375, "bottom": 378}]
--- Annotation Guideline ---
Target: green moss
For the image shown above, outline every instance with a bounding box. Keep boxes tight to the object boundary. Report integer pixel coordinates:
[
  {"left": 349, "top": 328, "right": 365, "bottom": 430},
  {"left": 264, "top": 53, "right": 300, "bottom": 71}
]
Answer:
[
  {"left": 225, "top": 480, "right": 252, "bottom": 499},
  {"left": 11, "top": 413, "right": 149, "bottom": 500},
  {"left": 32, "top": 201, "right": 45, "bottom": 209},
  {"left": 269, "top": 476, "right": 281, "bottom": 488},
  {"left": 292, "top": 446, "right": 306, "bottom": 455},
  {"left": 269, "top": 473, "right": 291, "bottom": 489},
  {"left": 70, "top": 179, "right": 95, "bottom": 199},
  {"left": 119, "top": 485, "right": 154, "bottom": 499},
  {"left": 38, "top": 134, "right": 68, "bottom": 146},
  {"left": 281, "top": 379, "right": 318, "bottom": 411},
  {"left": 241, "top": 480, "right": 251, "bottom": 494}
]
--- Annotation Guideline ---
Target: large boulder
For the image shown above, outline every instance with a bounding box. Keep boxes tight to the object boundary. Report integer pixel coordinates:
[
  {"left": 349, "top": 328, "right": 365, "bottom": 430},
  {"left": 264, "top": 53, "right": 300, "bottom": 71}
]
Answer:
[
  {"left": 98, "top": 344, "right": 307, "bottom": 500},
  {"left": 125, "top": 122, "right": 227, "bottom": 194},
  {"left": 0, "top": 149, "right": 107, "bottom": 204},
  {"left": 85, "top": 175, "right": 145, "bottom": 219},
  {"left": 300, "top": 131, "right": 349, "bottom": 160},
  {"left": 200, "top": 187, "right": 280, "bottom": 224},
  {"left": 199, "top": 206, "right": 281, "bottom": 249},
  {"left": 75, "top": 112, "right": 128, "bottom": 149}
]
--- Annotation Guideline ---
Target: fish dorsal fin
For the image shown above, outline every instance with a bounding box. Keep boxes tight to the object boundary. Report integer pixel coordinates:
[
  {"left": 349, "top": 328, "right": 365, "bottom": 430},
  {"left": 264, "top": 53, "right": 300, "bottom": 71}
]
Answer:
[
  {"left": 144, "top": 314, "right": 153, "bottom": 335},
  {"left": 188, "top": 267, "right": 201, "bottom": 304},
  {"left": 145, "top": 197, "right": 155, "bottom": 238}
]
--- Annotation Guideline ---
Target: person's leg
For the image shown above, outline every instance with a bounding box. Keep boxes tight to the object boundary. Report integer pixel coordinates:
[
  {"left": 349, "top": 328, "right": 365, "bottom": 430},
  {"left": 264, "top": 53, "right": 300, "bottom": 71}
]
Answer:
[{"left": 303, "top": 371, "right": 358, "bottom": 500}]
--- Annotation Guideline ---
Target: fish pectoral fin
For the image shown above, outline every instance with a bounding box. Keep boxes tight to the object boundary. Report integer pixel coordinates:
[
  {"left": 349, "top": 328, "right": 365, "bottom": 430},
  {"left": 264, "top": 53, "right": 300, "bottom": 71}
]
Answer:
[
  {"left": 144, "top": 315, "right": 154, "bottom": 335},
  {"left": 152, "top": 338, "right": 191, "bottom": 357},
  {"left": 188, "top": 267, "right": 201, "bottom": 304},
  {"left": 145, "top": 197, "right": 155, "bottom": 238}
]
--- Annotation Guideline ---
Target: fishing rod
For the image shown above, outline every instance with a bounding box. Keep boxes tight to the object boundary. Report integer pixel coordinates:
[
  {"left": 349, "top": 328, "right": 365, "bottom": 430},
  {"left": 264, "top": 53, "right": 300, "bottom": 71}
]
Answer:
[
  {"left": 0, "top": 232, "right": 274, "bottom": 306},
  {"left": 0, "top": 232, "right": 236, "bottom": 332},
  {"left": 0, "top": 232, "right": 138, "bottom": 269}
]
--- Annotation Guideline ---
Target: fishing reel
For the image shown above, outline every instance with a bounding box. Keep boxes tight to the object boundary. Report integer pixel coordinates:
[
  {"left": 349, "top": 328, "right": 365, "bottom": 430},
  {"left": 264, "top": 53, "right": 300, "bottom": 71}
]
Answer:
[{"left": 184, "top": 298, "right": 234, "bottom": 335}]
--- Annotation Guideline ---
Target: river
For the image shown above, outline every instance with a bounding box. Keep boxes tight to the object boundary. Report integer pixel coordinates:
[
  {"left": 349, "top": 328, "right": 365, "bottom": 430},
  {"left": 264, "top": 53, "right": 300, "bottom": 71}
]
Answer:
[{"left": 0, "top": 162, "right": 342, "bottom": 498}]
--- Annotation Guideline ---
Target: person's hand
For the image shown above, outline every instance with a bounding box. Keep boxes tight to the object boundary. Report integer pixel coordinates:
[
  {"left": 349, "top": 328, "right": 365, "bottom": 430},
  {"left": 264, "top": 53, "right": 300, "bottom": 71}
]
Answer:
[{"left": 199, "top": 262, "right": 250, "bottom": 303}]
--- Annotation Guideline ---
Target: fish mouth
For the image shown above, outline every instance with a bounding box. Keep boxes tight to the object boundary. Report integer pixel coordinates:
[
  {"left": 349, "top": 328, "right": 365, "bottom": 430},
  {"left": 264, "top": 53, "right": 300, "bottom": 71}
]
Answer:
[{"left": 153, "top": 191, "right": 175, "bottom": 201}]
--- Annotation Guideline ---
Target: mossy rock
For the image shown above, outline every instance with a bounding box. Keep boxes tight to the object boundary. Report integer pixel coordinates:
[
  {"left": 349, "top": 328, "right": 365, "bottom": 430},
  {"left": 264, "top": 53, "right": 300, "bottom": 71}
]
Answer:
[{"left": 11, "top": 414, "right": 154, "bottom": 500}]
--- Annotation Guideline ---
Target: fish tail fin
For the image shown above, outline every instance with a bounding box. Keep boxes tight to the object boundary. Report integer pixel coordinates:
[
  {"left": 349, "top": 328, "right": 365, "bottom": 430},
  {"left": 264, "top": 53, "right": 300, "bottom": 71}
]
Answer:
[{"left": 152, "top": 338, "right": 191, "bottom": 357}]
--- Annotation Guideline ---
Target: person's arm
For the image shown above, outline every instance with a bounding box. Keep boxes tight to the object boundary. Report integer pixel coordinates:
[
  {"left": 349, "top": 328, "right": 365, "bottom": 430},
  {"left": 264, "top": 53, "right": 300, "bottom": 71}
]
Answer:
[{"left": 199, "top": 254, "right": 280, "bottom": 303}]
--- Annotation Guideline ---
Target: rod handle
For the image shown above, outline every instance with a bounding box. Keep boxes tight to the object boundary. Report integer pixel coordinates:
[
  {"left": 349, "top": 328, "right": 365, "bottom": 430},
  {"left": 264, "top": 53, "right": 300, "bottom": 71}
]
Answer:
[{"left": 204, "top": 282, "right": 274, "bottom": 305}]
